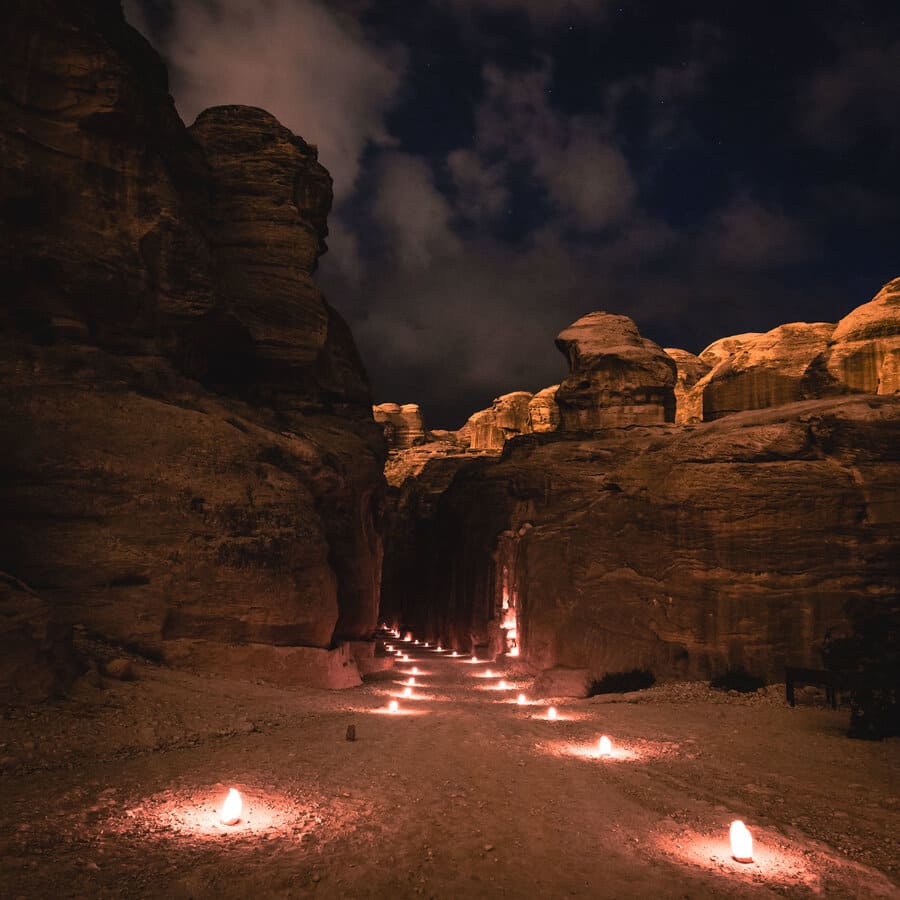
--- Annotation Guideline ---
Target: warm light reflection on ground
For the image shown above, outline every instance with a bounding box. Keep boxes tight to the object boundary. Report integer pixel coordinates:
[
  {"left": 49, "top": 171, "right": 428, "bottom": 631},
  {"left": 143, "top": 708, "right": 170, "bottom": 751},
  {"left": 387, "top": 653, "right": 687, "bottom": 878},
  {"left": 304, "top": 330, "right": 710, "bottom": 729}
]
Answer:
[
  {"left": 539, "top": 737, "right": 677, "bottom": 761},
  {"left": 400, "top": 668, "right": 432, "bottom": 676},
  {"left": 478, "top": 682, "right": 516, "bottom": 692},
  {"left": 121, "top": 786, "right": 300, "bottom": 840},
  {"left": 655, "top": 828, "right": 822, "bottom": 891}
]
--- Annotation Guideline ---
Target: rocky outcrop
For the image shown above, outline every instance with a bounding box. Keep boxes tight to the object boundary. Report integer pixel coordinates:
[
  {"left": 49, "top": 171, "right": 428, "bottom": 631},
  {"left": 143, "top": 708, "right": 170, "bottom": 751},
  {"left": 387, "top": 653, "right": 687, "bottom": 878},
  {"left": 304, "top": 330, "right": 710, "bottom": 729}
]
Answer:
[
  {"left": 373, "top": 402, "right": 426, "bottom": 449},
  {"left": 382, "top": 290, "right": 900, "bottom": 682},
  {"left": 528, "top": 385, "right": 560, "bottom": 433},
  {"left": 664, "top": 349, "right": 710, "bottom": 424},
  {"left": 0, "top": 0, "right": 384, "bottom": 689},
  {"left": 555, "top": 313, "right": 677, "bottom": 430},
  {"left": 461, "top": 391, "right": 535, "bottom": 450},
  {"left": 821, "top": 277, "right": 900, "bottom": 395},
  {"left": 695, "top": 322, "right": 835, "bottom": 421},
  {"left": 394, "top": 395, "right": 900, "bottom": 681}
]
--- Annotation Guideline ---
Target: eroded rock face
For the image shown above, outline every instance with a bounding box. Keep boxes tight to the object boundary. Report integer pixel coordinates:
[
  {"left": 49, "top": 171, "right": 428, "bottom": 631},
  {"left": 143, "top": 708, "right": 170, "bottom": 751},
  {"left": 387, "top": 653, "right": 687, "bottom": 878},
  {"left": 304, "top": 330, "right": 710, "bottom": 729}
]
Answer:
[
  {"left": 462, "top": 391, "right": 535, "bottom": 450},
  {"left": 373, "top": 402, "right": 426, "bottom": 449},
  {"left": 664, "top": 349, "right": 710, "bottom": 424},
  {"left": 695, "top": 322, "right": 835, "bottom": 421},
  {"left": 528, "top": 385, "right": 560, "bottom": 433},
  {"left": 822, "top": 277, "right": 900, "bottom": 395},
  {"left": 555, "top": 313, "right": 676, "bottom": 430},
  {"left": 396, "top": 396, "right": 900, "bottom": 681},
  {"left": 0, "top": 0, "right": 384, "bottom": 689}
]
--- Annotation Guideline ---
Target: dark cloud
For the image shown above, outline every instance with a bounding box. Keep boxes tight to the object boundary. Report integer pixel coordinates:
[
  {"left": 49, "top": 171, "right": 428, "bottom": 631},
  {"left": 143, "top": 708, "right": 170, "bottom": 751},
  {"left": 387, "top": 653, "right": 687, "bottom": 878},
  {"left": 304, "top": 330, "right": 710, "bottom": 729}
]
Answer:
[
  {"left": 801, "top": 38, "right": 900, "bottom": 151},
  {"left": 129, "top": 0, "right": 405, "bottom": 201},
  {"left": 126, "top": 0, "right": 900, "bottom": 428}
]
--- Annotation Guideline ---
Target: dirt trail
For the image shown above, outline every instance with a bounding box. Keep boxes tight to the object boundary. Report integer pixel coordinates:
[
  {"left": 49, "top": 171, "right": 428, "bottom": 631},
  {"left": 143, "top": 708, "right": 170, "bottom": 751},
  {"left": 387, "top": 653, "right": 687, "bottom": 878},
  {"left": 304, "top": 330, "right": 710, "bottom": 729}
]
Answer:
[{"left": 1, "top": 641, "right": 898, "bottom": 899}]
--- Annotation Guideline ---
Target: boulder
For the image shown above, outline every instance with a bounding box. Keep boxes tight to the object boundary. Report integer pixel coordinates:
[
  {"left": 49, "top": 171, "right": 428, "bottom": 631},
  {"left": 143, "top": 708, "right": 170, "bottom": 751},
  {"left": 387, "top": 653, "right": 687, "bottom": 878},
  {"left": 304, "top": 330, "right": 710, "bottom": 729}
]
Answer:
[
  {"left": 554, "top": 313, "right": 676, "bottom": 430},
  {"left": 532, "top": 667, "right": 591, "bottom": 699}
]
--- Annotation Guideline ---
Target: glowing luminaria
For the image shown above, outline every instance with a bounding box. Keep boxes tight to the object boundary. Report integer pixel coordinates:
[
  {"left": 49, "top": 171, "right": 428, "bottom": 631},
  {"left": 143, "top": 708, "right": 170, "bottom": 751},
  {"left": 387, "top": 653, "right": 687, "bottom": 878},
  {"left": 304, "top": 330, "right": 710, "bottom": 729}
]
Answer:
[
  {"left": 403, "top": 687, "right": 412, "bottom": 697},
  {"left": 547, "top": 706, "right": 557, "bottom": 720},
  {"left": 220, "top": 788, "right": 242, "bottom": 826},
  {"left": 517, "top": 693, "right": 526, "bottom": 705},
  {"left": 598, "top": 735, "right": 612, "bottom": 756},
  {"left": 730, "top": 820, "right": 753, "bottom": 863},
  {"left": 389, "top": 699, "right": 399, "bottom": 712}
]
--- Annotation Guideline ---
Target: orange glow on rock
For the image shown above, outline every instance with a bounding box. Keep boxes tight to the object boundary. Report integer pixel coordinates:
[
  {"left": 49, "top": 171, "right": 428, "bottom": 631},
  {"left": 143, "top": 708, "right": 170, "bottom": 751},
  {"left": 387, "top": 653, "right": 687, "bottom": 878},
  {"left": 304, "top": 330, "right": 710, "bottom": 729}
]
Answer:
[
  {"left": 220, "top": 788, "right": 242, "bottom": 826},
  {"left": 730, "top": 820, "right": 753, "bottom": 863}
]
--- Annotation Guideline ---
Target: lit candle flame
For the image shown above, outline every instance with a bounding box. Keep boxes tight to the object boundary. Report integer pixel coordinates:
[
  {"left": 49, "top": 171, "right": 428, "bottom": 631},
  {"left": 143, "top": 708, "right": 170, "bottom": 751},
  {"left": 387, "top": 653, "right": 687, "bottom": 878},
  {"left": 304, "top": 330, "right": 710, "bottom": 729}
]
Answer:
[
  {"left": 598, "top": 735, "right": 612, "bottom": 756},
  {"left": 471, "top": 655, "right": 478, "bottom": 662},
  {"left": 451, "top": 651, "right": 458, "bottom": 657},
  {"left": 517, "top": 693, "right": 526, "bottom": 705},
  {"left": 485, "top": 669, "right": 493, "bottom": 677},
  {"left": 498, "top": 680, "right": 508, "bottom": 690},
  {"left": 403, "top": 687, "right": 412, "bottom": 698},
  {"left": 389, "top": 699, "right": 399, "bottom": 712},
  {"left": 423, "top": 642, "right": 430, "bottom": 648},
  {"left": 220, "top": 788, "right": 242, "bottom": 826},
  {"left": 547, "top": 706, "right": 557, "bottom": 720},
  {"left": 411, "top": 666, "right": 419, "bottom": 674},
  {"left": 730, "top": 820, "right": 753, "bottom": 863},
  {"left": 407, "top": 677, "right": 416, "bottom": 686},
  {"left": 436, "top": 645, "right": 443, "bottom": 652}
]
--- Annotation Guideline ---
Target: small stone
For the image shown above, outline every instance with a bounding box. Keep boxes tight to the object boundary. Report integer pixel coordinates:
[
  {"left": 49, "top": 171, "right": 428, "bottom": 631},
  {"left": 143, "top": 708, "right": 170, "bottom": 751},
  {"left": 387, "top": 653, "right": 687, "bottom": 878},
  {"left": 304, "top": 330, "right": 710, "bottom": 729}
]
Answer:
[
  {"left": 483, "top": 844, "right": 494, "bottom": 852},
  {"left": 105, "top": 658, "right": 134, "bottom": 681}
]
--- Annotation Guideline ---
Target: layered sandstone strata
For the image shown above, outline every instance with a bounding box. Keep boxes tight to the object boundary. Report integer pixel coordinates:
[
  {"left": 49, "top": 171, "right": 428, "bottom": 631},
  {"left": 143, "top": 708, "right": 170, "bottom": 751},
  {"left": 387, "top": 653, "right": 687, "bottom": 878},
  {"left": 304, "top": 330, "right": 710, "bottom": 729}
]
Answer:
[
  {"left": 694, "top": 322, "right": 836, "bottom": 421},
  {"left": 664, "top": 349, "right": 710, "bottom": 424},
  {"left": 555, "top": 312, "right": 677, "bottom": 430},
  {"left": 373, "top": 402, "right": 427, "bottom": 449},
  {"left": 821, "top": 277, "right": 900, "bottom": 395},
  {"left": 0, "top": 0, "right": 384, "bottom": 694}
]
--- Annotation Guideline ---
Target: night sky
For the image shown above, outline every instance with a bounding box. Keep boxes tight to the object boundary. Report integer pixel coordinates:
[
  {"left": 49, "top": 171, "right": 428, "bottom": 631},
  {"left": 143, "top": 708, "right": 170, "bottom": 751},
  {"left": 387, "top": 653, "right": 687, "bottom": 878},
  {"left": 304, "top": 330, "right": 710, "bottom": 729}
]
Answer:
[{"left": 126, "top": 0, "right": 899, "bottom": 428}]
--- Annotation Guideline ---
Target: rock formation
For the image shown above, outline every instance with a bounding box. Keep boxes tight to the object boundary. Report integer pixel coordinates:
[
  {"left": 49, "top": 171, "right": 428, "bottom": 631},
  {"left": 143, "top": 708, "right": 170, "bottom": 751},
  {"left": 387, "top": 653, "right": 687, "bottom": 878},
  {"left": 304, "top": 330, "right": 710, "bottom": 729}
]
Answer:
[
  {"left": 0, "top": 0, "right": 384, "bottom": 694},
  {"left": 381, "top": 295, "right": 900, "bottom": 683},
  {"left": 694, "top": 322, "right": 836, "bottom": 421},
  {"left": 373, "top": 402, "right": 427, "bottom": 449},
  {"left": 555, "top": 313, "right": 677, "bottom": 430},
  {"left": 461, "top": 391, "right": 536, "bottom": 450},
  {"left": 820, "top": 277, "right": 900, "bottom": 395},
  {"left": 528, "top": 386, "right": 560, "bottom": 432},
  {"left": 664, "top": 349, "right": 710, "bottom": 424}
]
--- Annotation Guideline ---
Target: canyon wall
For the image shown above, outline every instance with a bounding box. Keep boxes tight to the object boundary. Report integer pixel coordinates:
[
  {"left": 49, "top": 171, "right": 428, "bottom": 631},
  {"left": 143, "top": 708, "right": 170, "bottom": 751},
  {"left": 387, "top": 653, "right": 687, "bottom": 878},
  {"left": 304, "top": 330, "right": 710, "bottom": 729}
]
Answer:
[
  {"left": 381, "top": 292, "right": 900, "bottom": 682},
  {"left": 0, "top": 0, "right": 385, "bottom": 695}
]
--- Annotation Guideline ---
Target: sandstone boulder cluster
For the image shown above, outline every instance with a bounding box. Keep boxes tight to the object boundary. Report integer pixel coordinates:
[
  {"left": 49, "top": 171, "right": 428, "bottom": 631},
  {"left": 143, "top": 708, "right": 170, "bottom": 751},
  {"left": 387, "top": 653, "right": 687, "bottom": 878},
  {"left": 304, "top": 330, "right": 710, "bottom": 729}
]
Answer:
[{"left": 0, "top": 0, "right": 384, "bottom": 696}]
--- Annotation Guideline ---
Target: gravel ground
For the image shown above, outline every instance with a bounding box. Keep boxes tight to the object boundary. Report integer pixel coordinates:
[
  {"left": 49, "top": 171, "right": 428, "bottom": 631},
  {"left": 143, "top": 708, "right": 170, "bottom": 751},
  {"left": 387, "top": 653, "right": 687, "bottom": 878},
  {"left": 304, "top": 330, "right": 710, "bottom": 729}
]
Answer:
[{"left": 1, "top": 642, "right": 898, "bottom": 899}]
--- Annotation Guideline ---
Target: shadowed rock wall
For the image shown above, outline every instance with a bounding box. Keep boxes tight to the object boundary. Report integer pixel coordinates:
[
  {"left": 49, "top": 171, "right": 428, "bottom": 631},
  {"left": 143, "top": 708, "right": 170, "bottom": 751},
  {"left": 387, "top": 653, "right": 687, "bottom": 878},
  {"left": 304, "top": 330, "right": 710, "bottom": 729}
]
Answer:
[{"left": 0, "top": 0, "right": 384, "bottom": 692}]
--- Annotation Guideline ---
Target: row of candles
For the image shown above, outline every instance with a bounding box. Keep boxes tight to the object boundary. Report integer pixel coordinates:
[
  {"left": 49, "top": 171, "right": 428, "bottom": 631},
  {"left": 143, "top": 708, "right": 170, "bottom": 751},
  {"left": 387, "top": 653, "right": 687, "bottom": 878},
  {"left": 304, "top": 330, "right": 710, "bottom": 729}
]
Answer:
[
  {"left": 216, "top": 624, "right": 755, "bottom": 866},
  {"left": 378, "top": 626, "right": 755, "bottom": 864}
]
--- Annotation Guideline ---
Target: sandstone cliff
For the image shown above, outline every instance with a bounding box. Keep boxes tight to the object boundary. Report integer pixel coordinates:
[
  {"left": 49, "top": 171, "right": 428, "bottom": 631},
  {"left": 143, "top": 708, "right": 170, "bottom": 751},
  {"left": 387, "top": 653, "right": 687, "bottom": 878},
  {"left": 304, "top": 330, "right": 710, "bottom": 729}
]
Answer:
[
  {"left": 381, "top": 307, "right": 900, "bottom": 683},
  {"left": 0, "top": 0, "right": 384, "bottom": 694}
]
